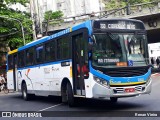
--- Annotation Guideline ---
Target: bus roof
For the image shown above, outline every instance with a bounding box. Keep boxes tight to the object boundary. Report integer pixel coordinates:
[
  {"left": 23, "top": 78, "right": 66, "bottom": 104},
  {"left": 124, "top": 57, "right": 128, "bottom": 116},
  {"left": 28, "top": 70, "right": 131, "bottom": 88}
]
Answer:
[
  {"left": 9, "top": 18, "right": 144, "bottom": 54},
  {"left": 95, "top": 18, "right": 143, "bottom": 23},
  {"left": 17, "top": 20, "right": 92, "bottom": 52}
]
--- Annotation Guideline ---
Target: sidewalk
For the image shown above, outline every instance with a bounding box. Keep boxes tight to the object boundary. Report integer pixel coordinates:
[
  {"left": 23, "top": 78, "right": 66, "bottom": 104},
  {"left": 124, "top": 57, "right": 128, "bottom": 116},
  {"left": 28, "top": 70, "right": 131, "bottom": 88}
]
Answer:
[{"left": 0, "top": 90, "right": 18, "bottom": 95}]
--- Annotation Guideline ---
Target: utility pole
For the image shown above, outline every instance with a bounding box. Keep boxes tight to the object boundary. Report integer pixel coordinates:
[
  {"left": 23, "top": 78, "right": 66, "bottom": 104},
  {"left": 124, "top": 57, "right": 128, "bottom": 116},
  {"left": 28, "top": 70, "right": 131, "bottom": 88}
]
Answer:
[
  {"left": 0, "top": 16, "right": 25, "bottom": 45},
  {"left": 126, "top": 0, "right": 130, "bottom": 15},
  {"left": 99, "top": 0, "right": 103, "bottom": 16},
  {"left": 37, "top": 0, "right": 43, "bottom": 34},
  {"left": 30, "top": 0, "right": 37, "bottom": 40}
]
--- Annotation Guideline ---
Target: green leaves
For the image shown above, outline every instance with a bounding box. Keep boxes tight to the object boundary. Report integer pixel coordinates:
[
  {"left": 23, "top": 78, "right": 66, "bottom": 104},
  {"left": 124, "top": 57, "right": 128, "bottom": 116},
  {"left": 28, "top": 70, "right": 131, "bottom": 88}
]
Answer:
[
  {"left": 128, "top": 0, "right": 151, "bottom": 4},
  {"left": 9, "top": 37, "right": 23, "bottom": 48},
  {"left": 51, "top": 11, "right": 63, "bottom": 20},
  {"left": 105, "top": 0, "right": 126, "bottom": 10},
  {"left": 0, "top": 27, "right": 9, "bottom": 33},
  {"left": 0, "top": 0, "right": 32, "bottom": 50},
  {"left": 44, "top": 10, "right": 63, "bottom": 21},
  {"left": 105, "top": 0, "right": 153, "bottom": 10},
  {"left": 5, "top": 0, "right": 29, "bottom": 6},
  {"left": 44, "top": 10, "right": 63, "bottom": 35}
]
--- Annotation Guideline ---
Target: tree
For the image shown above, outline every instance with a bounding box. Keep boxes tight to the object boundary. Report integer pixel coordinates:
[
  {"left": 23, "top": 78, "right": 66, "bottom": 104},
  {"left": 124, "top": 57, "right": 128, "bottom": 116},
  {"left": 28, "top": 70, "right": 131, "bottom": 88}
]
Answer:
[
  {"left": 0, "top": 0, "right": 33, "bottom": 66},
  {"left": 128, "top": 0, "right": 152, "bottom": 4},
  {"left": 105, "top": 0, "right": 153, "bottom": 10},
  {"left": 0, "top": 0, "right": 33, "bottom": 50},
  {"left": 105, "top": 0, "right": 126, "bottom": 10},
  {"left": 44, "top": 10, "right": 63, "bottom": 35}
]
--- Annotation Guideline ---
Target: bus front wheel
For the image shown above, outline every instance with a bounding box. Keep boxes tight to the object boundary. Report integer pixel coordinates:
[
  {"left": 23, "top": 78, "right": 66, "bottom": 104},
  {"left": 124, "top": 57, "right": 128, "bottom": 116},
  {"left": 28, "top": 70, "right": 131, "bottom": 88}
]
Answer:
[
  {"left": 22, "top": 83, "right": 30, "bottom": 101},
  {"left": 67, "top": 82, "right": 75, "bottom": 107},
  {"left": 110, "top": 97, "right": 118, "bottom": 103}
]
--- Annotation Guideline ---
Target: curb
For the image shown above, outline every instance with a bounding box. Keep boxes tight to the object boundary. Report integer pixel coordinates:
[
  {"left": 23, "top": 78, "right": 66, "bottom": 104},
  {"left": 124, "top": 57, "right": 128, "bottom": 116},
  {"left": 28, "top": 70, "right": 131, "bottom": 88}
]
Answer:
[{"left": 0, "top": 91, "right": 18, "bottom": 95}]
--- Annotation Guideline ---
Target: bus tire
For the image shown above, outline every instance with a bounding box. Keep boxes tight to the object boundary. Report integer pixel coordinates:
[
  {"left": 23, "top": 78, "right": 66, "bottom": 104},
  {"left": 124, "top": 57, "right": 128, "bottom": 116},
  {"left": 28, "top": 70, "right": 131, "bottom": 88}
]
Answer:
[
  {"left": 110, "top": 97, "right": 118, "bottom": 103},
  {"left": 22, "top": 83, "right": 31, "bottom": 101},
  {"left": 67, "top": 82, "right": 75, "bottom": 107}
]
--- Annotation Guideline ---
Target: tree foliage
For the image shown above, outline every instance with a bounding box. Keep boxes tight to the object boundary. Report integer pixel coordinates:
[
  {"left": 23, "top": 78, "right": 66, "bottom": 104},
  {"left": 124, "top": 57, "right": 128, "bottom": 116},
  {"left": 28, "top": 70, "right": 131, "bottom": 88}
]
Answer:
[
  {"left": 0, "top": 0, "right": 32, "bottom": 50},
  {"left": 44, "top": 10, "right": 63, "bottom": 35},
  {"left": 105, "top": 0, "right": 153, "bottom": 10},
  {"left": 129, "top": 0, "right": 152, "bottom": 4},
  {"left": 44, "top": 10, "right": 63, "bottom": 21}
]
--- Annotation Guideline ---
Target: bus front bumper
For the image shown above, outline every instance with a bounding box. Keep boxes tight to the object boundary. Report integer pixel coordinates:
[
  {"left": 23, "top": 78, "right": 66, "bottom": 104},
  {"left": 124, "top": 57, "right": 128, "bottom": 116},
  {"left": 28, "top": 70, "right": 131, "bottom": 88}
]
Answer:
[{"left": 92, "top": 80, "right": 152, "bottom": 99}]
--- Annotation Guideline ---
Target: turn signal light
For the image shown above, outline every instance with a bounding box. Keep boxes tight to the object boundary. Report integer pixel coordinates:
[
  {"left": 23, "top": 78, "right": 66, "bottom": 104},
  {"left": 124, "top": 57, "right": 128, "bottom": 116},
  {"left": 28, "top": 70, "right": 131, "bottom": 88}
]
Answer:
[{"left": 116, "top": 62, "right": 127, "bottom": 66}]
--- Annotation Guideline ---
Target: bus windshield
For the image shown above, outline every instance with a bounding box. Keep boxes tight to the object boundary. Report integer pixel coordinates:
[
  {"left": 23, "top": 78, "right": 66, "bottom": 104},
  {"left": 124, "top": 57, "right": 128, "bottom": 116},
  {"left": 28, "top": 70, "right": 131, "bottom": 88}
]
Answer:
[{"left": 92, "top": 33, "right": 148, "bottom": 68}]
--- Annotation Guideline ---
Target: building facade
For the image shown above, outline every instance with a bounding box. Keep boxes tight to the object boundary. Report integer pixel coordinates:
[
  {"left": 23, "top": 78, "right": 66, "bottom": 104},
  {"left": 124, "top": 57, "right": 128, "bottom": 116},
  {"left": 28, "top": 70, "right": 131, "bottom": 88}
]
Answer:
[{"left": 12, "top": 0, "right": 101, "bottom": 19}]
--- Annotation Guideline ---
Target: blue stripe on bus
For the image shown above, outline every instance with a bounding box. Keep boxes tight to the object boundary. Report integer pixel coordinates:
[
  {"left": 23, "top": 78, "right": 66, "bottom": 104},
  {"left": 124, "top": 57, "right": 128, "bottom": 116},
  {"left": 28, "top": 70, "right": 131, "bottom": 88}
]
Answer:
[
  {"left": 18, "top": 20, "right": 92, "bottom": 52},
  {"left": 89, "top": 61, "right": 151, "bottom": 83},
  {"left": 18, "top": 36, "right": 50, "bottom": 51},
  {"left": 85, "top": 20, "right": 93, "bottom": 35},
  {"left": 6, "top": 54, "right": 8, "bottom": 71},
  {"left": 17, "top": 59, "right": 72, "bottom": 70},
  {"left": 72, "top": 20, "right": 92, "bottom": 34}
]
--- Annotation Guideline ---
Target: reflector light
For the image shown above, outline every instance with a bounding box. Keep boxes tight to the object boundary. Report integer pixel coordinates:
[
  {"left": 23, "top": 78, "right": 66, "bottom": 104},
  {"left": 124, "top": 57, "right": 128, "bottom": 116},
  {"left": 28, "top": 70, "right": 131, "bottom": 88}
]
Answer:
[{"left": 116, "top": 62, "right": 127, "bottom": 66}]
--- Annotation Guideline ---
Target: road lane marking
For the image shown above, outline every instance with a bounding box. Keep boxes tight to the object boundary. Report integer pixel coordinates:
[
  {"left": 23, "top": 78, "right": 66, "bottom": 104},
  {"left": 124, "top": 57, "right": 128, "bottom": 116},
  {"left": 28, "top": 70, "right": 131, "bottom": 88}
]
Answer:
[{"left": 38, "top": 103, "right": 63, "bottom": 111}]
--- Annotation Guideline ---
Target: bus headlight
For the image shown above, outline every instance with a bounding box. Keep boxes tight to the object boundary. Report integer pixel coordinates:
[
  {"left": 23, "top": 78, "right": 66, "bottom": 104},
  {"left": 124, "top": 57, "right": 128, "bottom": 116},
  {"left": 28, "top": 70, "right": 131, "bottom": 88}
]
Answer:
[
  {"left": 93, "top": 76, "right": 109, "bottom": 87},
  {"left": 146, "top": 76, "right": 151, "bottom": 86}
]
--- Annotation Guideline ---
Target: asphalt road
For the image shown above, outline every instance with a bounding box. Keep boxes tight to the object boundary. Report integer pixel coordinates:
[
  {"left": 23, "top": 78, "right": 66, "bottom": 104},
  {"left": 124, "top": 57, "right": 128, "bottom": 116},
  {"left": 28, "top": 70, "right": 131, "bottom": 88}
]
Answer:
[{"left": 0, "top": 73, "right": 160, "bottom": 120}]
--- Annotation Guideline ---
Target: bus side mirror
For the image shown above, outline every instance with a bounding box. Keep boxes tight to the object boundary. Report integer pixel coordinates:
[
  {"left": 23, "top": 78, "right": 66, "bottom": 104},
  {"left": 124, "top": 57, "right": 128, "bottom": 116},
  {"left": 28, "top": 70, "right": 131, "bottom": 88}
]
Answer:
[
  {"left": 88, "top": 42, "right": 93, "bottom": 52},
  {"left": 88, "top": 35, "right": 96, "bottom": 52},
  {"left": 148, "top": 64, "right": 154, "bottom": 69}
]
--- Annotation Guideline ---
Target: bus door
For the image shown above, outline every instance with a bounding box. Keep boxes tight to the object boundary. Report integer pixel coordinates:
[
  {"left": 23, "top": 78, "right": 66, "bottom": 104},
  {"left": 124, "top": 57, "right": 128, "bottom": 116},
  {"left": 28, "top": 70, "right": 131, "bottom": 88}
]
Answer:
[
  {"left": 13, "top": 54, "right": 18, "bottom": 91},
  {"left": 72, "top": 30, "right": 89, "bottom": 96}
]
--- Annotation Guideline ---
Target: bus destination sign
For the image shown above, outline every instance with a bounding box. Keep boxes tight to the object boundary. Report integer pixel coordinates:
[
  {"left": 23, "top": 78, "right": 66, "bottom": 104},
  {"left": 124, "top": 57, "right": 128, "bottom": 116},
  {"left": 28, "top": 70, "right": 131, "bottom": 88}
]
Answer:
[
  {"left": 93, "top": 20, "right": 145, "bottom": 30},
  {"left": 106, "top": 23, "right": 135, "bottom": 29}
]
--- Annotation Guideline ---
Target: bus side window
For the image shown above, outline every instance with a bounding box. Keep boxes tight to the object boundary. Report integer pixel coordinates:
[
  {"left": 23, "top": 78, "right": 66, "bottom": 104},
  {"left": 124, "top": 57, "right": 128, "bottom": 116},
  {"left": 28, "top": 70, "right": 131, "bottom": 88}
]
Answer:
[
  {"left": 18, "top": 51, "right": 25, "bottom": 68},
  {"left": 36, "top": 45, "right": 44, "bottom": 63},
  {"left": 57, "top": 37, "right": 70, "bottom": 60},
  {"left": 26, "top": 47, "right": 35, "bottom": 66},
  {"left": 45, "top": 41, "right": 56, "bottom": 62},
  {"left": 8, "top": 55, "right": 13, "bottom": 70}
]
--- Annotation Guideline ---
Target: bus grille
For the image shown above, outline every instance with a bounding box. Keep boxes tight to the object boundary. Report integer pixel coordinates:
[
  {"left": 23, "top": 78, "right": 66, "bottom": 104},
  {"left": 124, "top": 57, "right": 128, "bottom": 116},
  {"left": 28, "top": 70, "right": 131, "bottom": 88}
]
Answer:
[
  {"left": 104, "top": 67, "right": 148, "bottom": 77},
  {"left": 113, "top": 86, "right": 145, "bottom": 93}
]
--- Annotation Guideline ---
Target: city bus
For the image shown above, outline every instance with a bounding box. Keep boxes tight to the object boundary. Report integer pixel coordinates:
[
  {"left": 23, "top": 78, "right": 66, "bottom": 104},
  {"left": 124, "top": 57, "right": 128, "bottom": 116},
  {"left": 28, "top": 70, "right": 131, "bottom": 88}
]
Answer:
[{"left": 7, "top": 18, "right": 152, "bottom": 106}]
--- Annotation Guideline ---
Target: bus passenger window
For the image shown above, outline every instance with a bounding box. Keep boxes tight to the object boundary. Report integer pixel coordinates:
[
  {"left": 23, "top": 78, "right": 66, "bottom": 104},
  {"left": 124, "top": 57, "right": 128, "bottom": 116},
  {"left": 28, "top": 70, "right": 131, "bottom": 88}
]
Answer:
[
  {"left": 36, "top": 45, "right": 44, "bottom": 63},
  {"left": 8, "top": 55, "right": 13, "bottom": 70},
  {"left": 18, "top": 51, "right": 25, "bottom": 68},
  {"left": 26, "top": 47, "right": 34, "bottom": 66},
  {"left": 45, "top": 41, "right": 56, "bottom": 61},
  {"left": 57, "top": 38, "right": 70, "bottom": 60}
]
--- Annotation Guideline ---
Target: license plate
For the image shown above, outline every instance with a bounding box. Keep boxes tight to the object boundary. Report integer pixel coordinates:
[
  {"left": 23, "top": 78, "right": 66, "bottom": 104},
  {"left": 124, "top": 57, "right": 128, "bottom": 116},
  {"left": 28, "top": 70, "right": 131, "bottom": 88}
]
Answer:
[{"left": 125, "top": 88, "right": 135, "bottom": 93}]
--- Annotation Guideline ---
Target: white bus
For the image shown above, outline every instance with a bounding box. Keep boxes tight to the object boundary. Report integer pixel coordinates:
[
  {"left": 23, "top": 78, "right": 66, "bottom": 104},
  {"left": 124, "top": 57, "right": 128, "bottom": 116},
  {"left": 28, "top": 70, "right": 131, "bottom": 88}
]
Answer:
[{"left": 7, "top": 18, "right": 152, "bottom": 107}]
